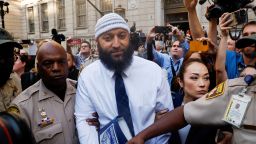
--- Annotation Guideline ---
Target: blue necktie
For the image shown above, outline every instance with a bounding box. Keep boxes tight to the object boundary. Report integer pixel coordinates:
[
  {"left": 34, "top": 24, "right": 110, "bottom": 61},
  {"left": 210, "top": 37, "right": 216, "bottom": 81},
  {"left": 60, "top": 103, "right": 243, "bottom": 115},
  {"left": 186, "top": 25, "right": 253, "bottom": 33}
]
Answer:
[{"left": 115, "top": 72, "right": 135, "bottom": 136}]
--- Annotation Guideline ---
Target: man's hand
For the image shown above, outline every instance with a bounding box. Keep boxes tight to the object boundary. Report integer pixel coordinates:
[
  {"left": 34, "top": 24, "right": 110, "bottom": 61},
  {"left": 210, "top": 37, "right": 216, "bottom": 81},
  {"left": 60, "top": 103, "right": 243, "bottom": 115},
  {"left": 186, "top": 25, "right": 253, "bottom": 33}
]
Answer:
[
  {"left": 86, "top": 112, "right": 100, "bottom": 131},
  {"left": 183, "top": 0, "right": 198, "bottom": 12},
  {"left": 154, "top": 108, "right": 168, "bottom": 122},
  {"left": 146, "top": 27, "right": 156, "bottom": 43},
  {"left": 216, "top": 131, "right": 233, "bottom": 144},
  {"left": 219, "top": 13, "right": 233, "bottom": 37},
  {"left": 127, "top": 135, "right": 145, "bottom": 144}
]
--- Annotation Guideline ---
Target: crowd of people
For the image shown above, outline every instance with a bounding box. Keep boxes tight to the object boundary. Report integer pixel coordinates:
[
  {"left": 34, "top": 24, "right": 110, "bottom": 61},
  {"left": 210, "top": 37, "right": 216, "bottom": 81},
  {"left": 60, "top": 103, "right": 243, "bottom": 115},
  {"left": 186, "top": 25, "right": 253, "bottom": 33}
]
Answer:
[{"left": 1, "top": 0, "right": 256, "bottom": 143}]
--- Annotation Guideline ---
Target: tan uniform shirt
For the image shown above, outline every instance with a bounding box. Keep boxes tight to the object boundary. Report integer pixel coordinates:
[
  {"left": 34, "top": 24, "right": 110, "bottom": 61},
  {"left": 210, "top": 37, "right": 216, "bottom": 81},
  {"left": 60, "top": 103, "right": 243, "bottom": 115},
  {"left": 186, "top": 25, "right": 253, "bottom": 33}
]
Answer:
[
  {"left": 184, "top": 77, "right": 256, "bottom": 144},
  {"left": 11, "top": 79, "right": 77, "bottom": 144},
  {"left": 0, "top": 72, "right": 22, "bottom": 112}
]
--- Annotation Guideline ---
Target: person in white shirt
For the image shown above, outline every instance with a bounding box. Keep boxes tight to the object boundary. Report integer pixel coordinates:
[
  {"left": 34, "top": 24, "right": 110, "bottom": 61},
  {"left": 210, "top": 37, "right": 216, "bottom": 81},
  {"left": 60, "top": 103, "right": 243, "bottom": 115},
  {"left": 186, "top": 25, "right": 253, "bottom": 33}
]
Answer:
[{"left": 75, "top": 13, "right": 173, "bottom": 144}]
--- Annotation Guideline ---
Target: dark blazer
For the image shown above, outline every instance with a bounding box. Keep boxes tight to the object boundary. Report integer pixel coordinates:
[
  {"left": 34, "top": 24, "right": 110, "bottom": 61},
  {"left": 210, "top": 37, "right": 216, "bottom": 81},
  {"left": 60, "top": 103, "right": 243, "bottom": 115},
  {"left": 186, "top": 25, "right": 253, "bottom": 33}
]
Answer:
[
  {"left": 68, "top": 66, "right": 79, "bottom": 81},
  {"left": 21, "top": 72, "right": 40, "bottom": 90}
]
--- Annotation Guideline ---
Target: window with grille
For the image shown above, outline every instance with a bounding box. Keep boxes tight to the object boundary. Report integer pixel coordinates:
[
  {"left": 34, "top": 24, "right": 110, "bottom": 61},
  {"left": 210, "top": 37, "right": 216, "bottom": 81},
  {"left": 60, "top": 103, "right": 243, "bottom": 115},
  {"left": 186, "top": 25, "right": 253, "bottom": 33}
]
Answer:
[
  {"left": 101, "top": 0, "right": 112, "bottom": 14},
  {"left": 57, "top": 0, "right": 65, "bottom": 30},
  {"left": 41, "top": 3, "right": 49, "bottom": 32},
  {"left": 76, "top": 0, "right": 86, "bottom": 28},
  {"left": 27, "top": 7, "right": 35, "bottom": 33}
]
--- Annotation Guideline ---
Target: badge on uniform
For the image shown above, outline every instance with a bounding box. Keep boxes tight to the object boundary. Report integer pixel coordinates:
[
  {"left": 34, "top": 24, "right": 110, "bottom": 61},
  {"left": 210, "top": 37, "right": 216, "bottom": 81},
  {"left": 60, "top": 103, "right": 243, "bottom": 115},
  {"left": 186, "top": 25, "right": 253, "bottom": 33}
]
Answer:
[
  {"left": 38, "top": 108, "right": 54, "bottom": 128},
  {"left": 206, "top": 82, "right": 225, "bottom": 100},
  {"left": 223, "top": 89, "right": 251, "bottom": 128},
  {"left": 7, "top": 105, "right": 20, "bottom": 115}
]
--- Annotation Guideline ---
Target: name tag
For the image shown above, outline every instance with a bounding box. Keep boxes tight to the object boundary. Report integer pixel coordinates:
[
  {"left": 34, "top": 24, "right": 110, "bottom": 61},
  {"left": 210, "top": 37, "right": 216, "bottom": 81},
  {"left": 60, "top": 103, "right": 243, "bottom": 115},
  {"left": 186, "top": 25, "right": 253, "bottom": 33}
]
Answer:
[{"left": 223, "top": 94, "right": 251, "bottom": 128}]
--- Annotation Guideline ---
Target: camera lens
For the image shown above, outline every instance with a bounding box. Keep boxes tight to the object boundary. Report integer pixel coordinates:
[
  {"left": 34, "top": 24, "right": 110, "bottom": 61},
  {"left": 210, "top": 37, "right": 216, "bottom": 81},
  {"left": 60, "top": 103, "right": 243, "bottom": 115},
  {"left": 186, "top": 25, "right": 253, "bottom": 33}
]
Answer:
[
  {"left": 199, "top": 0, "right": 207, "bottom": 5},
  {"left": 210, "top": 5, "right": 223, "bottom": 18},
  {"left": 240, "top": 9, "right": 246, "bottom": 16}
]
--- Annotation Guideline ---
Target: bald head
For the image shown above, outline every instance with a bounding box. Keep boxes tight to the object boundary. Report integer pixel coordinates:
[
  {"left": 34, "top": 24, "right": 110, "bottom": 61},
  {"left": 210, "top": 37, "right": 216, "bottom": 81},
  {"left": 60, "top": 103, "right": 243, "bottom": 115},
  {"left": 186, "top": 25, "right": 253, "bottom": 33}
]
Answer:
[
  {"left": 36, "top": 40, "right": 68, "bottom": 89},
  {"left": 37, "top": 41, "right": 66, "bottom": 62}
]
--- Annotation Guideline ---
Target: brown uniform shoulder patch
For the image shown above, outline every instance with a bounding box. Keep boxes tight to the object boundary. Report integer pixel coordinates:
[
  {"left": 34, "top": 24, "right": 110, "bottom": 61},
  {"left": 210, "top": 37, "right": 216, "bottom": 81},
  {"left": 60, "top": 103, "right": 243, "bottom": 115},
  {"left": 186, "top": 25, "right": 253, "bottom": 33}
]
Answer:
[
  {"left": 206, "top": 82, "right": 226, "bottom": 100},
  {"left": 7, "top": 105, "right": 20, "bottom": 115}
]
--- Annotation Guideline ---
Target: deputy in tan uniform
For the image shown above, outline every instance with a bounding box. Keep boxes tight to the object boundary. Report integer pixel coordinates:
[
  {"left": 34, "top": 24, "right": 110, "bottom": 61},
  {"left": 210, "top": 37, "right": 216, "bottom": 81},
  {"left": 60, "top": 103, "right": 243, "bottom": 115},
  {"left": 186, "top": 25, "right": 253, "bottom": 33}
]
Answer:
[
  {"left": 0, "top": 72, "right": 22, "bottom": 111},
  {"left": 0, "top": 28, "right": 22, "bottom": 112},
  {"left": 128, "top": 35, "right": 256, "bottom": 144},
  {"left": 10, "top": 40, "right": 77, "bottom": 144}
]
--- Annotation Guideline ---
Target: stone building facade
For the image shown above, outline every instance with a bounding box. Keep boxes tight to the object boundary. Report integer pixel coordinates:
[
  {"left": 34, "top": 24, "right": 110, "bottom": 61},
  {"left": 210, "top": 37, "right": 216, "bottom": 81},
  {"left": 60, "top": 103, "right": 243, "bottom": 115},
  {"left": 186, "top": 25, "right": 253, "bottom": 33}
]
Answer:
[{"left": 4, "top": 0, "right": 256, "bottom": 52}]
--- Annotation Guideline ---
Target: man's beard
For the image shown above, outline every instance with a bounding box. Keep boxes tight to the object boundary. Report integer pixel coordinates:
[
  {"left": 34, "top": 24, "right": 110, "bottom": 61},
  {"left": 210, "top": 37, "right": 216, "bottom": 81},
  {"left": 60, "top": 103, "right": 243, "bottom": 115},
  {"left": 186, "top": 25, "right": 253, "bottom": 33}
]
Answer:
[
  {"left": 98, "top": 43, "right": 134, "bottom": 72},
  {"left": 243, "top": 50, "right": 256, "bottom": 59}
]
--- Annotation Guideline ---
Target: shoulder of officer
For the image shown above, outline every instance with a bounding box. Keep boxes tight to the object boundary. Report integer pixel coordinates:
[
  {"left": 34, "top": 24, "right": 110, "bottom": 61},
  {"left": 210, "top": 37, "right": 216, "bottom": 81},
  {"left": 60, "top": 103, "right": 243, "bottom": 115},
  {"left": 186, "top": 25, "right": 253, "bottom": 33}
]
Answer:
[
  {"left": 207, "top": 75, "right": 256, "bottom": 100},
  {"left": 228, "top": 75, "right": 256, "bottom": 87},
  {"left": 12, "top": 80, "right": 40, "bottom": 104},
  {"left": 10, "top": 72, "right": 22, "bottom": 95},
  {"left": 205, "top": 77, "right": 249, "bottom": 100},
  {"left": 66, "top": 78, "right": 77, "bottom": 88},
  {"left": 1, "top": 73, "right": 22, "bottom": 97},
  {"left": 227, "top": 77, "right": 248, "bottom": 87}
]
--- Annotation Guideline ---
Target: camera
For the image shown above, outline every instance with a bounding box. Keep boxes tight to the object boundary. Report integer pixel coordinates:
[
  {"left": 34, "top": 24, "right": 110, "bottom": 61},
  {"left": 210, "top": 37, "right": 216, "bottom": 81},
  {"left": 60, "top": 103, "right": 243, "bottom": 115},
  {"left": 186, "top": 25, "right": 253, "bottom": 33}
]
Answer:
[
  {"left": 130, "top": 31, "right": 146, "bottom": 50},
  {"left": 228, "top": 9, "right": 247, "bottom": 27},
  {"left": 155, "top": 26, "right": 172, "bottom": 35},
  {"left": 199, "top": 0, "right": 252, "bottom": 20}
]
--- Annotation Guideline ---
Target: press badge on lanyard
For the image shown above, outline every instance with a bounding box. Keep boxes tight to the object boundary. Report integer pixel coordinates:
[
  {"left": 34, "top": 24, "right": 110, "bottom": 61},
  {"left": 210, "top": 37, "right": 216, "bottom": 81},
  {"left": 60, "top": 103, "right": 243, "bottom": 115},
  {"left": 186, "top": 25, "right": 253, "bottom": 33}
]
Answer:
[{"left": 223, "top": 75, "right": 253, "bottom": 128}]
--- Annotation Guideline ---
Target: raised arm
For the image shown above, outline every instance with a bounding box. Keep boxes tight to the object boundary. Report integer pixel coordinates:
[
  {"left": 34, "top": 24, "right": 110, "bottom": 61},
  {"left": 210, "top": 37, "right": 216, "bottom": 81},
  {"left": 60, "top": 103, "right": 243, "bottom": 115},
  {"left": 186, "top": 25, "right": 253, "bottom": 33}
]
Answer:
[
  {"left": 215, "top": 13, "right": 232, "bottom": 84},
  {"left": 145, "top": 27, "right": 170, "bottom": 67},
  {"left": 207, "top": 6, "right": 218, "bottom": 54},
  {"left": 184, "top": 0, "right": 204, "bottom": 39},
  {"left": 208, "top": 19, "right": 218, "bottom": 48}
]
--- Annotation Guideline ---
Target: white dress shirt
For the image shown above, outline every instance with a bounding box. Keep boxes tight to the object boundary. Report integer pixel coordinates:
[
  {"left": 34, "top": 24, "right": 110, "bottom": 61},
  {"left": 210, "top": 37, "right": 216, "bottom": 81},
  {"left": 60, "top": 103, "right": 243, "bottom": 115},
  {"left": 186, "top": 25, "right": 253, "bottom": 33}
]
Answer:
[
  {"left": 75, "top": 56, "right": 173, "bottom": 144},
  {"left": 179, "top": 123, "right": 191, "bottom": 144}
]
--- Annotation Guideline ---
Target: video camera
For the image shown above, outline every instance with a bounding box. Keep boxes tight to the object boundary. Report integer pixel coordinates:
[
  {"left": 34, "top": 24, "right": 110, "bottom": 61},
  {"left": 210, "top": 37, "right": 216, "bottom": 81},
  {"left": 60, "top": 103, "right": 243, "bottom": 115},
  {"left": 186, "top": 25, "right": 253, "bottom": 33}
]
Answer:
[
  {"left": 130, "top": 31, "right": 146, "bottom": 50},
  {"left": 155, "top": 26, "right": 172, "bottom": 35},
  {"left": 199, "top": 0, "right": 253, "bottom": 20}
]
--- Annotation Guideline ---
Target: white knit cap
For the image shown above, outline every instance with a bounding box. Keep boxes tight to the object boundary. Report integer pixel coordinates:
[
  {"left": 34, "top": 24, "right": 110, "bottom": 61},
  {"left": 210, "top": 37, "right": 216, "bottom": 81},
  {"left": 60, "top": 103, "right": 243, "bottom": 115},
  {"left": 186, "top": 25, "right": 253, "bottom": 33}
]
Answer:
[{"left": 95, "top": 13, "right": 130, "bottom": 39}]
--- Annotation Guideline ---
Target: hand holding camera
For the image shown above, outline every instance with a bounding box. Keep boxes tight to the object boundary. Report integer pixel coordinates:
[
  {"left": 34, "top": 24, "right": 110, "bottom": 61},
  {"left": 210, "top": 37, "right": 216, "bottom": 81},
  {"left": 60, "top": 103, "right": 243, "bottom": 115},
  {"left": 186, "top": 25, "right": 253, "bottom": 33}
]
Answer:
[
  {"left": 154, "top": 26, "right": 172, "bottom": 35},
  {"left": 171, "top": 26, "right": 179, "bottom": 35},
  {"left": 219, "top": 9, "right": 247, "bottom": 37},
  {"left": 228, "top": 9, "right": 247, "bottom": 27},
  {"left": 219, "top": 13, "right": 233, "bottom": 37},
  {"left": 200, "top": 0, "right": 251, "bottom": 20},
  {"left": 146, "top": 27, "right": 157, "bottom": 43}
]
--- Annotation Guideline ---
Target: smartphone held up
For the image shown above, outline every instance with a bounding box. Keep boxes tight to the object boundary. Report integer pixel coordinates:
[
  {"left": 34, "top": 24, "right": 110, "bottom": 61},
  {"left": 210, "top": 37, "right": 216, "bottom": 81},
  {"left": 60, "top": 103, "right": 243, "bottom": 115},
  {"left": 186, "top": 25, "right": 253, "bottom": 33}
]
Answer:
[{"left": 189, "top": 40, "right": 209, "bottom": 52}]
